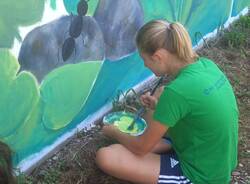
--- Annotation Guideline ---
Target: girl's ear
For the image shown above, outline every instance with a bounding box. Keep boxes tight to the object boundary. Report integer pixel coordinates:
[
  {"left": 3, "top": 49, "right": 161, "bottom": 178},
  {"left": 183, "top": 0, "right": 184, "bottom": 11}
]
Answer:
[
  {"left": 152, "top": 50, "right": 162, "bottom": 62},
  {"left": 152, "top": 49, "right": 167, "bottom": 63}
]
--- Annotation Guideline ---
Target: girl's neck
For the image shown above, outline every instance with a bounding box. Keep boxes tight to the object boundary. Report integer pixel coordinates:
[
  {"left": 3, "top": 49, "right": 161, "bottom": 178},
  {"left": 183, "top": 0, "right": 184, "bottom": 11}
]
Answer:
[{"left": 168, "top": 56, "right": 194, "bottom": 75}]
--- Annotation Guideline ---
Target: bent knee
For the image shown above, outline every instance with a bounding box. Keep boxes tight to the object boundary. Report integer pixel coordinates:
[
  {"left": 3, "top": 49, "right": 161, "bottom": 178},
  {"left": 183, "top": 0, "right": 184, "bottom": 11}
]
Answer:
[
  {"left": 96, "top": 147, "right": 109, "bottom": 167},
  {"left": 96, "top": 144, "right": 121, "bottom": 171}
]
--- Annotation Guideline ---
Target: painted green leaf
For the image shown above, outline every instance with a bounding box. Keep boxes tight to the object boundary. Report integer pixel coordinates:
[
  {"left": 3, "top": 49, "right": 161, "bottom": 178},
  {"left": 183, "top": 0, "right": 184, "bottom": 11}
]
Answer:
[
  {"left": 0, "top": 0, "right": 45, "bottom": 48},
  {"left": 0, "top": 49, "right": 39, "bottom": 137},
  {"left": 2, "top": 99, "right": 48, "bottom": 165},
  {"left": 41, "top": 61, "right": 102, "bottom": 130}
]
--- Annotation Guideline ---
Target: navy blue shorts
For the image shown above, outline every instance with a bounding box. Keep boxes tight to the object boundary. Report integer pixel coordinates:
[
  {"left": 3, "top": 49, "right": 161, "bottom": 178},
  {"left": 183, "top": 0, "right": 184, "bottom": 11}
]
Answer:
[{"left": 158, "top": 138, "right": 192, "bottom": 184}]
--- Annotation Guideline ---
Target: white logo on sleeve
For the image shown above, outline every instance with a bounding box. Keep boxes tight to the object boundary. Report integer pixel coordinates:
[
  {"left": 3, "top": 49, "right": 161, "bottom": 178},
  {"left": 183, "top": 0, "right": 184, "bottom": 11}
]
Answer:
[{"left": 170, "top": 157, "right": 179, "bottom": 168}]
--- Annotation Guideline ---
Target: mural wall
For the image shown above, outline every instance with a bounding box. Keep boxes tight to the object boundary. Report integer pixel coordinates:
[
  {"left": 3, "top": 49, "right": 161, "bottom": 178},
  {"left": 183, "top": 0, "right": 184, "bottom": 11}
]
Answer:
[{"left": 0, "top": 0, "right": 249, "bottom": 170}]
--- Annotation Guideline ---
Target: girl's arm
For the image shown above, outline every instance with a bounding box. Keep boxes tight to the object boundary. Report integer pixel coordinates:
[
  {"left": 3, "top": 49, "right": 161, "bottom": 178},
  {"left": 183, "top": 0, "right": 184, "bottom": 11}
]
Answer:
[{"left": 102, "top": 109, "right": 168, "bottom": 156}]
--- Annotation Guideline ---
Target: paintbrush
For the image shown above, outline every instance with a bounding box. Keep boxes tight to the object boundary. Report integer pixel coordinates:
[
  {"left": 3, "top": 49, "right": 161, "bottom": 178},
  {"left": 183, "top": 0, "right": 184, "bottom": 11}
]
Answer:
[{"left": 127, "top": 77, "right": 164, "bottom": 131}]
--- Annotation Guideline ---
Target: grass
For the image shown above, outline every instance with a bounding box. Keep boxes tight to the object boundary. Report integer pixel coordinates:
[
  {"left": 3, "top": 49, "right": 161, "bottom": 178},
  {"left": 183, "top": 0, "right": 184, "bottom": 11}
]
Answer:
[{"left": 221, "top": 15, "right": 250, "bottom": 54}]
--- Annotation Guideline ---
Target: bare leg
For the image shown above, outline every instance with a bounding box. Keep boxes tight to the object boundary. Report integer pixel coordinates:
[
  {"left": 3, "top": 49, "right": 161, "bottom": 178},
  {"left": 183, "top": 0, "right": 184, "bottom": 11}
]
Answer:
[{"left": 96, "top": 144, "right": 160, "bottom": 184}]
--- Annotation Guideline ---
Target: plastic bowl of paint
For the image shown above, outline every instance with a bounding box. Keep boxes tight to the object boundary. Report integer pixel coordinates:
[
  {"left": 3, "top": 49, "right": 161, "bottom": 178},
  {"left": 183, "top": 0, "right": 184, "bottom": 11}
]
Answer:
[{"left": 103, "top": 111, "right": 147, "bottom": 136}]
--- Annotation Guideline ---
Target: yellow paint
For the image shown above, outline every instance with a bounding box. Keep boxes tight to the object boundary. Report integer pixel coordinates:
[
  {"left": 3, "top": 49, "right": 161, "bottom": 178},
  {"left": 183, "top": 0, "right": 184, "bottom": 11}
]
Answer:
[{"left": 114, "top": 116, "right": 139, "bottom": 134}]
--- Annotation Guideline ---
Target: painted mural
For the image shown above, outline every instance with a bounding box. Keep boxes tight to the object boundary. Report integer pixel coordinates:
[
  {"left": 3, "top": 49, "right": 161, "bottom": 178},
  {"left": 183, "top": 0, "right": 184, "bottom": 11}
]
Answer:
[{"left": 0, "top": 0, "right": 249, "bottom": 170}]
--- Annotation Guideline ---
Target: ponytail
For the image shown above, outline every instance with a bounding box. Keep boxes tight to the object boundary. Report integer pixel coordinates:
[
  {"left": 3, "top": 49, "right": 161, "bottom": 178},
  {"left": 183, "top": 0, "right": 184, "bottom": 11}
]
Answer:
[{"left": 136, "top": 20, "right": 198, "bottom": 63}]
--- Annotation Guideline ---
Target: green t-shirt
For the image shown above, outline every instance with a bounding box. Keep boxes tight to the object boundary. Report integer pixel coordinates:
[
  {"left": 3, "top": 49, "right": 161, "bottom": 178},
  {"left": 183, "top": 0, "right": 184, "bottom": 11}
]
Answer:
[{"left": 153, "top": 57, "right": 238, "bottom": 184}]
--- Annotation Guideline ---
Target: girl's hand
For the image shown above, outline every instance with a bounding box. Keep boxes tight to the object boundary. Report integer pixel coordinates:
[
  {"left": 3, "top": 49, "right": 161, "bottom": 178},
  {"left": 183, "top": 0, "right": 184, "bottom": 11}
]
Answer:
[
  {"left": 102, "top": 124, "right": 117, "bottom": 138},
  {"left": 140, "top": 92, "right": 158, "bottom": 110},
  {"left": 140, "top": 86, "right": 164, "bottom": 110}
]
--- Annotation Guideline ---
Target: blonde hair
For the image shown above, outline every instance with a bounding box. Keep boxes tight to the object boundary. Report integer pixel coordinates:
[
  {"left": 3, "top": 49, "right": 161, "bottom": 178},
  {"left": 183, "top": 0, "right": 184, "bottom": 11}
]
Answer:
[{"left": 136, "top": 20, "right": 198, "bottom": 63}]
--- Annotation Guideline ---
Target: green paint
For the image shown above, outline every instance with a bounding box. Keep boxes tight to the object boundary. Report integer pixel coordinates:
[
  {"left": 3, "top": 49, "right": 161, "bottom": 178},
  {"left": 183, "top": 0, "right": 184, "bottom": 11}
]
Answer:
[
  {"left": 0, "top": 49, "right": 43, "bottom": 164},
  {"left": 186, "top": 0, "right": 231, "bottom": 40},
  {"left": 88, "top": 0, "right": 99, "bottom": 16},
  {"left": 0, "top": 49, "right": 39, "bottom": 137},
  {"left": 140, "top": 0, "right": 231, "bottom": 27},
  {"left": 232, "top": 0, "right": 250, "bottom": 16},
  {"left": 0, "top": 49, "right": 102, "bottom": 163},
  {"left": 3, "top": 100, "right": 44, "bottom": 165},
  {"left": 139, "top": 0, "right": 176, "bottom": 22},
  {"left": 63, "top": 0, "right": 99, "bottom": 15},
  {"left": 103, "top": 111, "right": 147, "bottom": 136},
  {"left": 139, "top": 0, "right": 199, "bottom": 23},
  {"left": 0, "top": 0, "right": 45, "bottom": 48},
  {"left": 141, "top": 0, "right": 232, "bottom": 45},
  {"left": 50, "top": 0, "right": 56, "bottom": 10},
  {"left": 41, "top": 61, "right": 102, "bottom": 130},
  {"left": 114, "top": 116, "right": 139, "bottom": 134}
]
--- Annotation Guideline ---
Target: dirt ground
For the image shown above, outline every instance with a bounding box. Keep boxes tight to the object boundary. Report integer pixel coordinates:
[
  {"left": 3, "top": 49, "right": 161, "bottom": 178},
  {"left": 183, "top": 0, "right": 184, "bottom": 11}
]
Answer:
[{"left": 20, "top": 14, "right": 250, "bottom": 184}]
